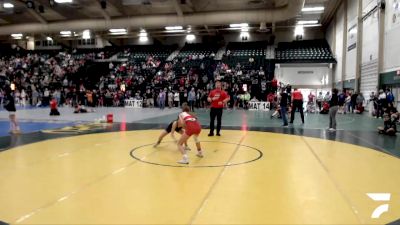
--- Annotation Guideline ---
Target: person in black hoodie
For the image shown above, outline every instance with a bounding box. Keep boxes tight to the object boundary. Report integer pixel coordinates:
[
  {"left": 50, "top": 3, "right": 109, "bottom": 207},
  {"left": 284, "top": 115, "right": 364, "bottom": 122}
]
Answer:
[
  {"left": 328, "top": 88, "right": 339, "bottom": 131},
  {"left": 2, "top": 86, "right": 20, "bottom": 134},
  {"left": 378, "top": 114, "right": 397, "bottom": 136}
]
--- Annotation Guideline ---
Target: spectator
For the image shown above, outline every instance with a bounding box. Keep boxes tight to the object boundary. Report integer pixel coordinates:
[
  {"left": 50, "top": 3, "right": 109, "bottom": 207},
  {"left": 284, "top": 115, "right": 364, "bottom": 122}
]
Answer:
[
  {"left": 2, "top": 86, "right": 20, "bottom": 134},
  {"left": 207, "top": 80, "right": 230, "bottom": 136},
  {"left": 188, "top": 87, "right": 196, "bottom": 112},
  {"left": 378, "top": 114, "right": 397, "bottom": 136},
  {"left": 49, "top": 98, "right": 60, "bottom": 116},
  {"left": 328, "top": 88, "right": 339, "bottom": 132}
]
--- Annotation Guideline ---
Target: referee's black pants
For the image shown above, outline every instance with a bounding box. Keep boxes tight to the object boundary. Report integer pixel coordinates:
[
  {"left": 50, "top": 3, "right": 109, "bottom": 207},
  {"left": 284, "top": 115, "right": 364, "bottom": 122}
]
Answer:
[
  {"left": 209, "top": 108, "right": 223, "bottom": 135},
  {"left": 290, "top": 100, "right": 304, "bottom": 123}
]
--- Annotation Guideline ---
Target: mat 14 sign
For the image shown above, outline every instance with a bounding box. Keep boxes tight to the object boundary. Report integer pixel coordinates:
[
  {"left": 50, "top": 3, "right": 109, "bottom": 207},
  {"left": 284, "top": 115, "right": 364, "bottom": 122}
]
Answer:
[
  {"left": 125, "top": 99, "right": 143, "bottom": 108},
  {"left": 248, "top": 101, "right": 270, "bottom": 111}
]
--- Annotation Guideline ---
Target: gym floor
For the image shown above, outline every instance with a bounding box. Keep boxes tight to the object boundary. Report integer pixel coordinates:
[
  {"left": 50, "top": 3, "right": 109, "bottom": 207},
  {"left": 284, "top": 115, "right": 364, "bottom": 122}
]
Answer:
[{"left": 0, "top": 107, "right": 399, "bottom": 225}]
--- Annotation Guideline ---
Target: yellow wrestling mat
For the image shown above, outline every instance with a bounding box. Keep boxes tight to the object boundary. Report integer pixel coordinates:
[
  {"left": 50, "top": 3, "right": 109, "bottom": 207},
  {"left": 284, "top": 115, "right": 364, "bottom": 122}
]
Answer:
[{"left": 0, "top": 130, "right": 399, "bottom": 224}]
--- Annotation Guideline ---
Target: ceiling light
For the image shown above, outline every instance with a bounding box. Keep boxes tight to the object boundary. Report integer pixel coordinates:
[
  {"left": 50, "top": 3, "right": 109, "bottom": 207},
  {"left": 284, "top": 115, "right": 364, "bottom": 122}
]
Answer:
[
  {"left": 109, "top": 28, "right": 126, "bottom": 33},
  {"left": 241, "top": 27, "right": 249, "bottom": 32},
  {"left": 11, "top": 33, "right": 23, "bottom": 37},
  {"left": 165, "top": 26, "right": 183, "bottom": 30},
  {"left": 54, "top": 0, "right": 72, "bottom": 3},
  {"left": 139, "top": 36, "right": 148, "bottom": 42},
  {"left": 82, "top": 29, "right": 91, "bottom": 39},
  {"left": 165, "top": 30, "right": 186, "bottom": 33},
  {"left": 297, "top": 20, "right": 319, "bottom": 25},
  {"left": 186, "top": 34, "right": 195, "bottom": 41},
  {"left": 140, "top": 29, "right": 146, "bottom": 33},
  {"left": 294, "top": 25, "right": 304, "bottom": 36},
  {"left": 60, "top": 31, "right": 71, "bottom": 35},
  {"left": 46, "top": 36, "right": 53, "bottom": 41},
  {"left": 302, "top": 6, "right": 325, "bottom": 12},
  {"left": 3, "top": 3, "right": 14, "bottom": 8},
  {"left": 26, "top": 0, "right": 35, "bottom": 9},
  {"left": 240, "top": 32, "right": 249, "bottom": 38},
  {"left": 138, "top": 32, "right": 148, "bottom": 37},
  {"left": 110, "top": 32, "right": 127, "bottom": 35},
  {"left": 229, "top": 23, "right": 249, "bottom": 28}
]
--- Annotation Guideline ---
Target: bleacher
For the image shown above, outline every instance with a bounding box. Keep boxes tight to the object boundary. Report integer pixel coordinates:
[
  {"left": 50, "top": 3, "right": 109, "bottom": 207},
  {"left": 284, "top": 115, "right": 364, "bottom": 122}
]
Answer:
[
  {"left": 118, "top": 45, "right": 176, "bottom": 62},
  {"left": 72, "top": 46, "right": 120, "bottom": 60},
  {"left": 176, "top": 43, "right": 219, "bottom": 59},
  {"left": 222, "top": 41, "right": 267, "bottom": 70},
  {"left": 275, "top": 39, "right": 336, "bottom": 63}
]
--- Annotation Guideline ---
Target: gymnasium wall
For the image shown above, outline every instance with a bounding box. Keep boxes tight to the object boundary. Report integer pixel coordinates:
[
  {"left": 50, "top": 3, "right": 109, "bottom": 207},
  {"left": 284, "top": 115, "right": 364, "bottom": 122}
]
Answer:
[
  {"left": 384, "top": 0, "right": 400, "bottom": 72},
  {"left": 345, "top": 0, "right": 359, "bottom": 81},
  {"left": 276, "top": 65, "right": 331, "bottom": 87},
  {"left": 331, "top": 3, "right": 345, "bottom": 83},
  {"left": 360, "top": 0, "right": 379, "bottom": 98}
]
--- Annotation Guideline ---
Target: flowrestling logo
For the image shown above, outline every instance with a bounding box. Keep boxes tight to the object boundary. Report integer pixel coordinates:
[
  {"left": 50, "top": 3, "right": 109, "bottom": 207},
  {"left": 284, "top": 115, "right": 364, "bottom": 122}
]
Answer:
[{"left": 367, "top": 193, "right": 391, "bottom": 219}]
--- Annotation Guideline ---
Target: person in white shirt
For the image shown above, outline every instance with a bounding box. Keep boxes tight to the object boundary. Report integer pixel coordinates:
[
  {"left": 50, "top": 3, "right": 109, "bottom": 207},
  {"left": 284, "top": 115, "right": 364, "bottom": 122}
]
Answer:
[{"left": 316, "top": 92, "right": 323, "bottom": 111}]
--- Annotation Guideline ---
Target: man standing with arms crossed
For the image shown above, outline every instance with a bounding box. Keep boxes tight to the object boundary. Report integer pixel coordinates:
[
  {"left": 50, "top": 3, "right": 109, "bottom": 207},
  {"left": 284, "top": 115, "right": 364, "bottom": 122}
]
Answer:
[{"left": 208, "top": 80, "right": 230, "bottom": 136}]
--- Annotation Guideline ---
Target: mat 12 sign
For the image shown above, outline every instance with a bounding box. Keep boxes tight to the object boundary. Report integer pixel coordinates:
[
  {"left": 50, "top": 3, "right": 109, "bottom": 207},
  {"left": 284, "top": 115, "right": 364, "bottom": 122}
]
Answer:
[{"left": 248, "top": 101, "right": 270, "bottom": 111}]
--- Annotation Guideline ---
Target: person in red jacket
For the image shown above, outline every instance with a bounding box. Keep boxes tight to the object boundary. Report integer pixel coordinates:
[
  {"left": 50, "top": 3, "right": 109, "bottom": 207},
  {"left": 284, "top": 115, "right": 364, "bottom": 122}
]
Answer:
[
  {"left": 49, "top": 98, "right": 60, "bottom": 116},
  {"left": 290, "top": 89, "right": 305, "bottom": 124},
  {"left": 207, "top": 81, "right": 230, "bottom": 136}
]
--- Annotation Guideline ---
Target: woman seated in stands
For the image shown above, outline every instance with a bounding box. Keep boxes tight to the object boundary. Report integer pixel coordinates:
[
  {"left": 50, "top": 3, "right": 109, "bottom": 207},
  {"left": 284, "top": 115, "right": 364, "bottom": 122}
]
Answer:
[{"left": 378, "top": 114, "right": 397, "bottom": 136}]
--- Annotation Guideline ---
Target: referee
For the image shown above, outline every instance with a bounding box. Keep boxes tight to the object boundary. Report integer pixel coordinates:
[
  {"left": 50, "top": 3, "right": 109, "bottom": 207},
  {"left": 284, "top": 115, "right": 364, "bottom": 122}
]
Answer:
[
  {"left": 290, "top": 88, "right": 305, "bottom": 124},
  {"left": 207, "top": 81, "right": 230, "bottom": 136}
]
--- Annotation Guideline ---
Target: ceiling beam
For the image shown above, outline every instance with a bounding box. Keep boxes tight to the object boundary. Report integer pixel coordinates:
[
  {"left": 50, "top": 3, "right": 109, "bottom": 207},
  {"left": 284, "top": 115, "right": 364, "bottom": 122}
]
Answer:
[
  {"left": 100, "top": 8, "right": 111, "bottom": 20},
  {"left": 26, "top": 8, "right": 47, "bottom": 24},
  {"left": 33, "top": 0, "right": 86, "bottom": 20},
  {"left": 185, "top": 0, "right": 195, "bottom": 12},
  {"left": 104, "top": 0, "right": 124, "bottom": 16},
  {"left": 204, "top": 25, "right": 210, "bottom": 34},
  {"left": 172, "top": 0, "right": 183, "bottom": 17},
  {"left": 321, "top": 0, "right": 343, "bottom": 26}
]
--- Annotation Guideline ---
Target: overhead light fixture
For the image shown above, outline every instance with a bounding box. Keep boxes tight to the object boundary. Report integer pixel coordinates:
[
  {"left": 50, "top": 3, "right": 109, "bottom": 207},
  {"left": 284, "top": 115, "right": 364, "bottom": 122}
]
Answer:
[
  {"left": 26, "top": 0, "right": 35, "bottom": 9},
  {"left": 60, "top": 31, "right": 72, "bottom": 35},
  {"left": 165, "top": 26, "right": 183, "bottom": 30},
  {"left": 11, "top": 33, "right": 23, "bottom": 38},
  {"left": 109, "top": 28, "right": 127, "bottom": 33},
  {"left": 294, "top": 25, "right": 304, "bottom": 36},
  {"left": 229, "top": 23, "right": 249, "bottom": 28},
  {"left": 241, "top": 27, "right": 249, "bottom": 32},
  {"left": 140, "top": 29, "right": 146, "bottom": 33},
  {"left": 138, "top": 32, "right": 148, "bottom": 37},
  {"left": 139, "top": 36, "right": 148, "bottom": 42},
  {"left": 240, "top": 31, "right": 249, "bottom": 38},
  {"left": 302, "top": 6, "right": 325, "bottom": 12},
  {"left": 186, "top": 34, "right": 195, "bottom": 41},
  {"left": 54, "top": 0, "right": 72, "bottom": 3},
  {"left": 297, "top": 20, "right": 319, "bottom": 25},
  {"left": 82, "top": 29, "right": 91, "bottom": 39},
  {"left": 3, "top": 3, "right": 14, "bottom": 8},
  {"left": 46, "top": 36, "right": 53, "bottom": 41},
  {"left": 110, "top": 32, "right": 127, "bottom": 35},
  {"left": 165, "top": 30, "right": 186, "bottom": 33}
]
